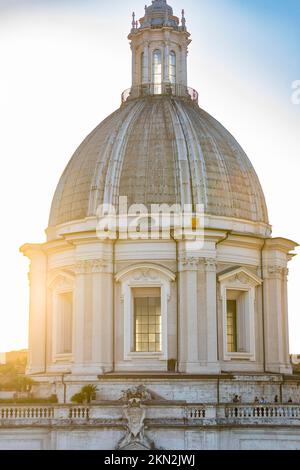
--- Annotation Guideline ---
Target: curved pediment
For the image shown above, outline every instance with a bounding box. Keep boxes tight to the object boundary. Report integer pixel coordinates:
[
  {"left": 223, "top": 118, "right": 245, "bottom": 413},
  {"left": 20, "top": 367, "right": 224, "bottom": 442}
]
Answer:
[{"left": 115, "top": 263, "right": 176, "bottom": 283}]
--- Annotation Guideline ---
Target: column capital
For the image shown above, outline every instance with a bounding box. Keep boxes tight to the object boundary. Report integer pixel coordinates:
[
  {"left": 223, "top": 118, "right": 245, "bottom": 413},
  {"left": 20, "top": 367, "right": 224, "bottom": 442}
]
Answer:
[
  {"left": 264, "top": 265, "right": 286, "bottom": 280},
  {"left": 179, "top": 256, "right": 203, "bottom": 271},
  {"left": 204, "top": 258, "right": 217, "bottom": 272},
  {"left": 75, "top": 259, "right": 111, "bottom": 275}
]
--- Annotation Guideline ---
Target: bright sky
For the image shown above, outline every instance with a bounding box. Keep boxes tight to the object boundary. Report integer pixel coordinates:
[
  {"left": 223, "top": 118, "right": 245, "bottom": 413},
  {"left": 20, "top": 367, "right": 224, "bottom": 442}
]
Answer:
[{"left": 0, "top": 0, "right": 299, "bottom": 353}]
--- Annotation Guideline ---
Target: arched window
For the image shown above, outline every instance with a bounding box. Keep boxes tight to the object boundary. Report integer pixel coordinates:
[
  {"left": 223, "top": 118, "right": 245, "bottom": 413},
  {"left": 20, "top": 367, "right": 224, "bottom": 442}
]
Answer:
[
  {"left": 169, "top": 51, "right": 176, "bottom": 84},
  {"left": 141, "top": 52, "right": 147, "bottom": 84},
  {"left": 153, "top": 49, "right": 162, "bottom": 94}
]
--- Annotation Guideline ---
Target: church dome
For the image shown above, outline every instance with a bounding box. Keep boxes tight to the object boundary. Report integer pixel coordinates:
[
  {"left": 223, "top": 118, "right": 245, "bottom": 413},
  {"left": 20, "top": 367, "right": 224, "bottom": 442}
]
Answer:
[{"left": 49, "top": 95, "right": 269, "bottom": 229}]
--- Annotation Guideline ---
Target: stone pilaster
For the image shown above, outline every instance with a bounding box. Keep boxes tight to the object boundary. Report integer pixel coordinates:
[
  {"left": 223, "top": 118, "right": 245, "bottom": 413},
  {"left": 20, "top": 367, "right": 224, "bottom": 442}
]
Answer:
[
  {"left": 143, "top": 42, "right": 149, "bottom": 83},
  {"left": 72, "top": 258, "right": 113, "bottom": 375},
  {"left": 178, "top": 251, "right": 221, "bottom": 374},
  {"left": 21, "top": 245, "right": 47, "bottom": 375},
  {"left": 181, "top": 44, "right": 188, "bottom": 86},
  {"left": 263, "top": 263, "right": 292, "bottom": 374},
  {"left": 204, "top": 258, "right": 220, "bottom": 373}
]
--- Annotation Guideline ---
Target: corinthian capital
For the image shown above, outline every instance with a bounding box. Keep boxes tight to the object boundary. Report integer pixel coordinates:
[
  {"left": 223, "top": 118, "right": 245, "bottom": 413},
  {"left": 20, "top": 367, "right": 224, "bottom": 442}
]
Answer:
[
  {"left": 204, "top": 258, "right": 217, "bottom": 272},
  {"left": 75, "top": 259, "right": 108, "bottom": 274},
  {"left": 179, "top": 256, "right": 202, "bottom": 270},
  {"left": 266, "top": 265, "right": 285, "bottom": 279}
]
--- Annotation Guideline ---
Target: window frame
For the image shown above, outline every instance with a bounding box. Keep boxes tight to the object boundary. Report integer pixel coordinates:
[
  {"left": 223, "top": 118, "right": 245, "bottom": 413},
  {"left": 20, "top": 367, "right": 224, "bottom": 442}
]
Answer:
[
  {"left": 152, "top": 49, "right": 162, "bottom": 94},
  {"left": 219, "top": 268, "right": 262, "bottom": 362},
  {"left": 133, "top": 291, "right": 162, "bottom": 353},
  {"left": 48, "top": 272, "right": 75, "bottom": 364},
  {"left": 116, "top": 264, "right": 175, "bottom": 362}
]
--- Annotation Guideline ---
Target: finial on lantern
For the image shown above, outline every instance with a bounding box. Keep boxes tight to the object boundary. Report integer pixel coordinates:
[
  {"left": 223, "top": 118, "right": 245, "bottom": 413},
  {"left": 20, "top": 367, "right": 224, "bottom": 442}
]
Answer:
[
  {"left": 181, "top": 9, "right": 186, "bottom": 30},
  {"left": 132, "top": 12, "right": 136, "bottom": 29},
  {"left": 164, "top": 8, "right": 168, "bottom": 25}
]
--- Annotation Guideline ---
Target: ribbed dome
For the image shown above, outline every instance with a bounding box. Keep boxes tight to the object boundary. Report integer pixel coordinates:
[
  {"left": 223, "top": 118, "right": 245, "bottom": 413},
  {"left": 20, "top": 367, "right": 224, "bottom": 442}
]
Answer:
[
  {"left": 49, "top": 96, "right": 269, "bottom": 228},
  {"left": 139, "top": 0, "right": 178, "bottom": 29}
]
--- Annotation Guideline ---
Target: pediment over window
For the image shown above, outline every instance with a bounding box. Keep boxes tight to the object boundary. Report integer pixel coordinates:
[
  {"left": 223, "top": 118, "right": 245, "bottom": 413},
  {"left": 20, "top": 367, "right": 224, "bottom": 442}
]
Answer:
[
  {"left": 218, "top": 267, "right": 262, "bottom": 287},
  {"left": 47, "top": 270, "right": 75, "bottom": 290},
  {"left": 115, "top": 263, "right": 176, "bottom": 283}
]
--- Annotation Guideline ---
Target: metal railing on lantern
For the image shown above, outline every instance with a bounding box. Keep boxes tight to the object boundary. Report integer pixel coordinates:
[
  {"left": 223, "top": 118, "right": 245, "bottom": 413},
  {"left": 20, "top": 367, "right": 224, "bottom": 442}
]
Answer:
[{"left": 121, "top": 83, "right": 199, "bottom": 104}]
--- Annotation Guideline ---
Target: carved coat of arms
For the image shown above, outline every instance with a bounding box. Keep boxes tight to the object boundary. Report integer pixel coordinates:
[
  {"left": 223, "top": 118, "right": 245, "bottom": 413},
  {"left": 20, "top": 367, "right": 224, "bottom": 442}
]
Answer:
[{"left": 117, "top": 386, "right": 154, "bottom": 450}]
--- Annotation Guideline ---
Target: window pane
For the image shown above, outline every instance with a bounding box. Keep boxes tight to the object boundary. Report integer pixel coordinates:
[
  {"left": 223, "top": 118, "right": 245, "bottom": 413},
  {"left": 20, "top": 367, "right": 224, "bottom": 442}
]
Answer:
[
  {"left": 153, "top": 49, "right": 162, "bottom": 94},
  {"left": 169, "top": 51, "right": 176, "bottom": 84},
  {"left": 134, "top": 296, "right": 161, "bottom": 352},
  {"left": 227, "top": 299, "right": 237, "bottom": 353}
]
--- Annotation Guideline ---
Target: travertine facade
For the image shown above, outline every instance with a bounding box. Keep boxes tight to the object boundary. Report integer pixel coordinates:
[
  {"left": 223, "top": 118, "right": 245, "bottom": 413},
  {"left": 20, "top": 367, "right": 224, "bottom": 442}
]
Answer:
[{"left": 11, "top": 0, "right": 300, "bottom": 450}]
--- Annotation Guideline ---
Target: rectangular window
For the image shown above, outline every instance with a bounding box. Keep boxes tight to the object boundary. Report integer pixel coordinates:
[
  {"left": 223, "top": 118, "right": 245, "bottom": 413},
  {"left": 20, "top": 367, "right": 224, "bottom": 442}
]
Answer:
[
  {"left": 226, "top": 289, "right": 249, "bottom": 354},
  {"left": 133, "top": 288, "right": 161, "bottom": 353},
  {"left": 153, "top": 50, "right": 162, "bottom": 95},
  {"left": 169, "top": 51, "right": 176, "bottom": 85},
  {"left": 227, "top": 299, "right": 237, "bottom": 353},
  {"left": 58, "top": 292, "right": 73, "bottom": 354}
]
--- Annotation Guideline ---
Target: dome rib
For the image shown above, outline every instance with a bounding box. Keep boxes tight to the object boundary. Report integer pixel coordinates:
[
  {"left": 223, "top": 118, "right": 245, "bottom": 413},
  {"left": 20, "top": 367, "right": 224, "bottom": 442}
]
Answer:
[{"left": 49, "top": 96, "right": 269, "bottom": 229}]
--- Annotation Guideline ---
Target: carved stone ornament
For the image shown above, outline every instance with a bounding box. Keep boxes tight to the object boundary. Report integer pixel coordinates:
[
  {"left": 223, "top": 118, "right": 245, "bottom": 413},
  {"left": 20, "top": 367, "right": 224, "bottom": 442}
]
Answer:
[
  {"left": 236, "top": 273, "right": 250, "bottom": 284},
  {"left": 180, "top": 256, "right": 203, "bottom": 269},
  {"left": 119, "top": 385, "right": 152, "bottom": 403},
  {"left": 75, "top": 259, "right": 108, "bottom": 274},
  {"left": 205, "top": 258, "right": 217, "bottom": 271},
  {"left": 267, "top": 265, "right": 286, "bottom": 278},
  {"left": 131, "top": 269, "right": 159, "bottom": 282},
  {"left": 117, "top": 386, "right": 154, "bottom": 450},
  {"left": 226, "top": 272, "right": 257, "bottom": 287}
]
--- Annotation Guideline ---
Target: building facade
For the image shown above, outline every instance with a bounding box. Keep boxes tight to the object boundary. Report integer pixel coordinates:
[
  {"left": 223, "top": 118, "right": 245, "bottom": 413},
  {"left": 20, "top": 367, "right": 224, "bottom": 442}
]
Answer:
[{"left": 1, "top": 0, "right": 298, "bottom": 450}]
